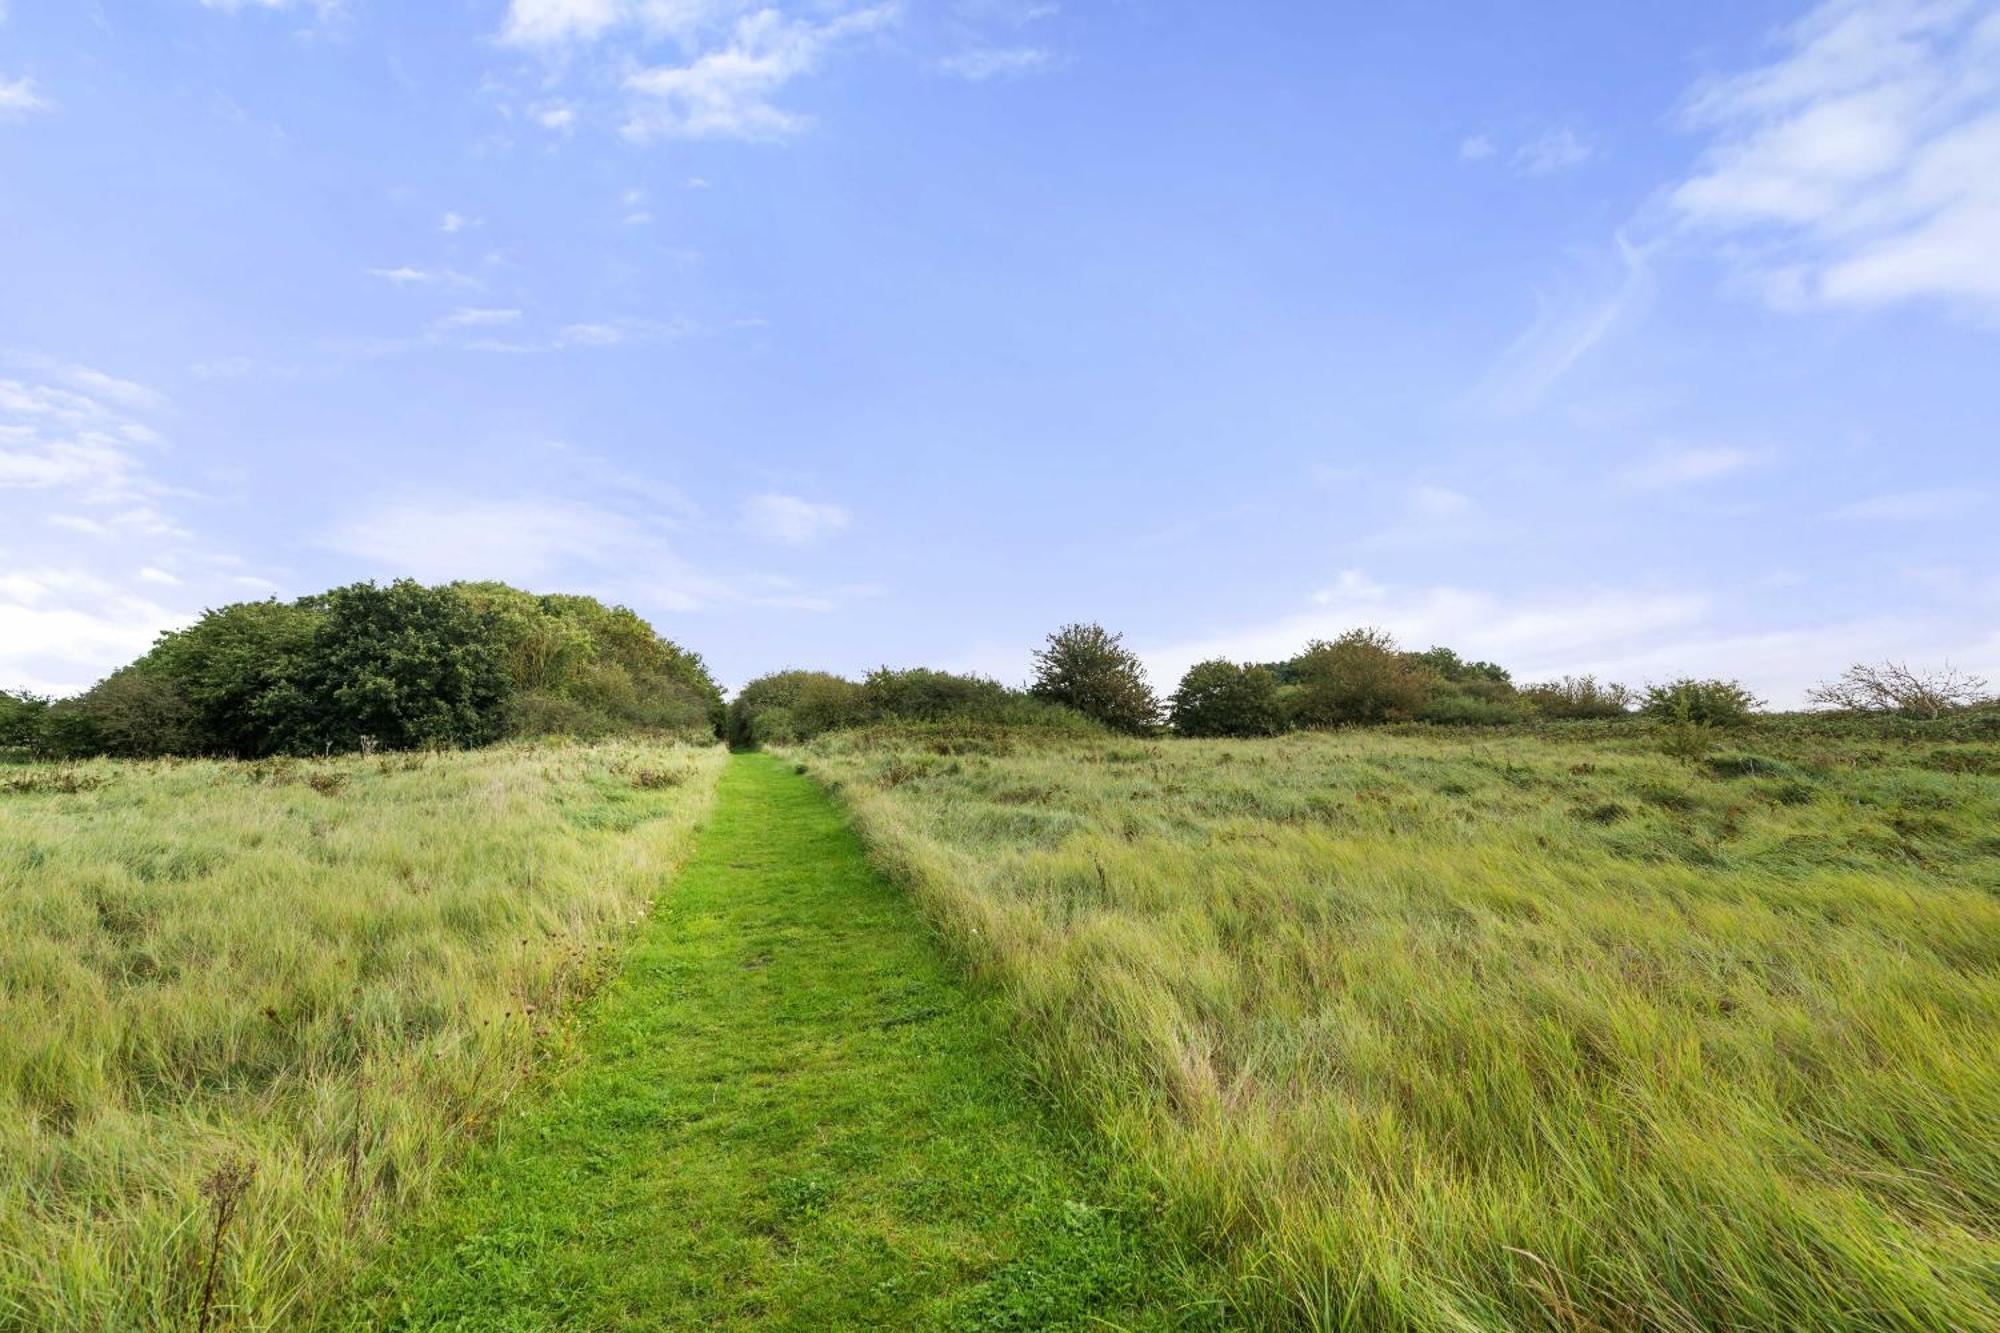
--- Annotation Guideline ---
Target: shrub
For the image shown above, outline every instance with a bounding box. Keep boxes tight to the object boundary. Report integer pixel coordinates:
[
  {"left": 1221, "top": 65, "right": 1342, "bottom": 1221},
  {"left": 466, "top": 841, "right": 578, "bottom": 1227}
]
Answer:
[
  {"left": 1289, "top": 629, "right": 1435, "bottom": 727},
  {"left": 68, "top": 667, "right": 197, "bottom": 757},
  {"left": 1641, "top": 678, "right": 1762, "bottom": 728},
  {"left": 1416, "top": 679, "right": 1534, "bottom": 726},
  {"left": 1028, "top": 624, "right": 1159, "bottom": 734},
  {"left": 1521, "top": 675, "right": 1636, "bottom": 719},
  {"left": 1807, "top": 661, "right": 1990, "bottom": 719},
  {"left": 1168, "top": 660, "right": 1286, "bottom": 737},
  {"left": 727, "top": 671, "right": 866, "bottom": 747}
]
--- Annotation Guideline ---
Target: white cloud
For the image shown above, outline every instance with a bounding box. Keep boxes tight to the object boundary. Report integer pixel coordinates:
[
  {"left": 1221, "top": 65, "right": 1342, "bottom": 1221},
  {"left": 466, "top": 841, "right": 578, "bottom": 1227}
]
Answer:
[
  {"left": 1407, "top": 485, "right": 1475, "bottom": 519},
  {"left": 939, "top": 45, "right": 1053, "bottom": 80},
  {"left": 740, "top": 492, "right": 850, "bottom": 545},
  {"left": 1472, "top": 235, "right": 1654, "bottom": 414},
  {"left": 366, "top": 265, "right": 474, "bottom": 287},
  {"left": 0, "top": 569, "right": 190, "bottom": 696},
  {"left": 434, "top": 306, "right": 523, "bottom": 330},
  {"left": 500, "top": 0, "right": 746, "bottom": 47},
  {"left": 326, "top": 496, "right": 664, "bottom": 587},
  {"left": 1514, "top": 126, "right": 1593, "bottom": 175},
  {"left": 534, "top": 101, "right": 578, "bottom": 131},
  {"left": 553, "top": 315, "right": 693, "bottom": 347},
  {"left": 1827, "top": 487, "right": 1984, "bottom": 520},
  {"left": 439, "top": 211, "right": 470, "bottom": 233},
  {"left": 1618, "top": 445, "right": 1758, "bottom": 490},
  {"left": 1673, "top": 0, "right": 2000, "bottom": 314},
  {"left": 1458, "top": 133, "right": 1495, "bottom": 161},
  {"left": 622, "top": 6, "right": 896, "bottom": 143},
  {"left": 1, "top": 75, "right": 49, "bottom": 117},
  {"left": 137, "top": 566, "right": 182, "bottom": 586}
]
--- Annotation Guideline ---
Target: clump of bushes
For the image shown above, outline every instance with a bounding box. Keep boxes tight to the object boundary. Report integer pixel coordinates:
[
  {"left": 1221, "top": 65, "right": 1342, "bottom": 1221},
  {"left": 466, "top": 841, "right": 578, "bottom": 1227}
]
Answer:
[
  {"left": 1167, "top": 660, "right": 1285, "bottom": 737},
  {"left": 727, "top": 664, "right": 1100, "bottom": 747},
  {"left": 1520, "top": 675, "right": 1635, "bottom": 719},
  {"left": 1, "top": 579, "right": 721, "bottom": 760},
  {"left": 1641, "top": 678, "right": 1762, "bottom": 728}
]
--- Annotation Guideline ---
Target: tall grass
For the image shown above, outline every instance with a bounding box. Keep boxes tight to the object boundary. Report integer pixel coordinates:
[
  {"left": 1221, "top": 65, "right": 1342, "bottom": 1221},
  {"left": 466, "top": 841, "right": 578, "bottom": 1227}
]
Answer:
[
  {"left": 791, "top": 726, "right": 2000, "bottom": 1330},
  {"left": 0, "top": 740, "right": 724, "bottom": 1331}
]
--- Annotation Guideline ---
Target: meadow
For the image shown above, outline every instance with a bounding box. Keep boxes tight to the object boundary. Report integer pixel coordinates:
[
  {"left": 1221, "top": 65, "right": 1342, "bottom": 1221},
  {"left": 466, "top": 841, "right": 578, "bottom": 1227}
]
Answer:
[
  {"left": 788, "top": 722, "right": 2000, "bottom": 1330},
  {"left": 0, "top": 741, "right": 724, "bottom": 1331}
]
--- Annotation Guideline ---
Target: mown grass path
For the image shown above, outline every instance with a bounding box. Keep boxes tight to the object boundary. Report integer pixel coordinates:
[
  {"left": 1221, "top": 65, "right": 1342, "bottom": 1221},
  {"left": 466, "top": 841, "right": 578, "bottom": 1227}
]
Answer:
[{"left": 346, "top": 753, "right": 1196, "bottom": 1331}]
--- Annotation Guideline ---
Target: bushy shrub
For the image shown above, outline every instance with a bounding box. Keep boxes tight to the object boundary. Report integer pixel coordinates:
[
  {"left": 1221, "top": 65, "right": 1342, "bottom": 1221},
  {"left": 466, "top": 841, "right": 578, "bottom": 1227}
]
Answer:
[
  {"left": 67, "top": 666, "right": 197, "bottom": 757},
  {"left": 1029, "top": 624, "right": 1159, "bottom": 734},
  {"left": 1169, "top": 660, "right": 1286, "bottom": 737},
  {"left": 1289, "top": 628, "right": 1435, "bottom": 727},
  {"left": 1416, "top": 679, "right": 1534, "bottom": 726},
  {"left": 1522, "top": 675, "right": 1637, "bottom": 719},
  {"left": 1641, "top": 678, "right": 1762, "bottom": 728},
  {"left": 727, "top": 671, "right": 866, "bottom": 747}
]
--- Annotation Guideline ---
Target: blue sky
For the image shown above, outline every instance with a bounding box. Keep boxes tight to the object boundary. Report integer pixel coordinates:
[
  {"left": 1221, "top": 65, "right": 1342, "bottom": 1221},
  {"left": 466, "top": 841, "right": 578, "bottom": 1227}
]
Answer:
[{"left": 3, "top": 0, "right": 1996, "bottom": 702}]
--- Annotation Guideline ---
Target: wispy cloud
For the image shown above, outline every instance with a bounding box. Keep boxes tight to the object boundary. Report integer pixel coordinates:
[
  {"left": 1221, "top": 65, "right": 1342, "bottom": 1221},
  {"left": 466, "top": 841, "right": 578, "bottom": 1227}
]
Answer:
[
  {"left": 938, "top": 45, "right": 1053, "bottom": 81},
  {"left": 1618, "top": 445, "right": 1759, "bottom": 490},
  {"left": 0, "top": 74, "right": 49, "bottom": 117},
  {"left": 433, "top": 306, "right": 524, "bottom": 330},
  {"left": 366, "top": 264, "right": 476, "bottom": 287},
  {"left": 1458, "top": 133, "right": 1495, "bottom": 161},
  {"left": 1472, "top": 234, "right": 1653, "bottom": 414},
  {"left": 1672, "top": 0, "right": 2000, "bottom": 314},
  {"left": 740, "top": 492, "right": 850, "bottom": 545},
  {"left": 622, "top": 6, "right": 897, "bottom": 143},
  {"left": 1514, "top": 126, "right": 1593, "bottom": 175},
  {"left": 1827, "top": 487, "right": 1984, "bottom": 521}
]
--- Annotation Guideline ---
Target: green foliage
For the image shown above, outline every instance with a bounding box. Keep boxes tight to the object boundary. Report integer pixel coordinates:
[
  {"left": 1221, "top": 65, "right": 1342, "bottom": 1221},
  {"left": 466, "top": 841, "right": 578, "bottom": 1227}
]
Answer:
[
  {"left": 1414, "top": 676, "right": 1534, "bottom": 726},
  {"left": 140, "top": 598, "right": 319, "bottom": 756},
  {"left": 4, "top": 581, "right": 720, "bottom": 759},
  {"left": 1522, "top": 674, "right": 1637, "bottom": 719},
  {"left": 1028, "top": 623, "right": 1159, "bottom": 734},
  {"left": 1288, "top": 628, "right": 1435, "bottom": 727},
  {"left": 1404, "top": 645, "right": 1511, "bottom": 685},
  {"left": 1642, "top": 676, "right": 1762, "bottom": 728},
  {"left": 454, "top": 583, "right": 721, "bottom": 740},
  {"left": 286, "top": 579, "right": 513, "bottom": 753},
  {"left": 1168, "top": 660, "right": 1286, "bottom": 737},
  {"left": 726, "top": 670, "right": 867, "bottom": 747}
]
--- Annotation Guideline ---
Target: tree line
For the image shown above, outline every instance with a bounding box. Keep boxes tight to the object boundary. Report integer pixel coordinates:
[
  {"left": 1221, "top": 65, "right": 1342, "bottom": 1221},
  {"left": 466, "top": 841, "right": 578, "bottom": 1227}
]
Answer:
[
  {"left": 729, "top": 622, "right": 1993, "bottom": 744},
  {"left": 0, "top": 580, "right": 722, "bottom": 760}
]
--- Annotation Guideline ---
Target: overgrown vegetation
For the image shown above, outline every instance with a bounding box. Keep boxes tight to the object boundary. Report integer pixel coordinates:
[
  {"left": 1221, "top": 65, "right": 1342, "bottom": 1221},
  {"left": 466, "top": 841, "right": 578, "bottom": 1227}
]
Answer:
[
  {"left": 789, "top": 723, "right": 2000, "bottom": 1329},
  {"left": 0, "top": 741, "right": 725, "bottom": 1329},
  {"left": 1, "top": 580, "right": 721, "bottom": 760},
  {"left": 726, "top": 665, "right": 1102, "bottom": 747}
]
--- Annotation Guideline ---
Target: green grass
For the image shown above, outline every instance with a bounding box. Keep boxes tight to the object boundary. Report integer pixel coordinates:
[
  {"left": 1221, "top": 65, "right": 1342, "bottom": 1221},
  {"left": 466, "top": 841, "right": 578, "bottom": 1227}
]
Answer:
[
  {"left": 346, "top": 753, "right": 1215, "bottom": 1331},
  {"left": 0, "top": 741, "right": 724, "bottom": 1331},
  {"left": 790, "top": 724, "right": 2000, "bottom": 1330}
]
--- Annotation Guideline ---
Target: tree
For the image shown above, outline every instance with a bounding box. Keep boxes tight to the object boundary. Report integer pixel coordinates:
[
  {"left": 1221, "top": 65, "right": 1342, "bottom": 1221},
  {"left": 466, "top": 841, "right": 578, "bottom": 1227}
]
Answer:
[
  {"left": 1640, "top": 678, "right": 1761, "bottom": 728},
  {"left": 727, "top": 670, "right": 865, "bottom": 747},
  {"left": 71, "top": 666, "right": 197, "bottom": 757},
  {"left": 1168, "top": 660, "right": 1285, "bottom": 737},
  {"left": 1289, "top": 628, "right": 1434, "bottom": 727},
  {"left": 289, "top": 580, "right": 512, "bottom": 752},
  {"left": 1029, "top": 623, "right": 1159, "bottom": 733},
  {"left": 139, "top": 599, "right": 319, "bottom": 755},
  {"left": 1807, "top": 661, "right": 1989, "bottom": 719}
]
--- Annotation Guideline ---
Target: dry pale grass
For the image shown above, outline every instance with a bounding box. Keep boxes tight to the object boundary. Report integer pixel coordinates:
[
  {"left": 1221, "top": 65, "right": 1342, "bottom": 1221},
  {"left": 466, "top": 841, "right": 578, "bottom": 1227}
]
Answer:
[{"left": 0, "top": 740, "right": 724, "bottom": 1331}]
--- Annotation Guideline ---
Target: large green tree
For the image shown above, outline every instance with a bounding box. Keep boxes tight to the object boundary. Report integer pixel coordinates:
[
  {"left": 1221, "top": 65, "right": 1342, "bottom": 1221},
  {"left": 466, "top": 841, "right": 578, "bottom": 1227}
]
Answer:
[
  {"left": 288, "top": 580, "right": 513, "bottom": 752},
  {"left": 1028, "top": 623, "right": 1158, "bottom": 734}
]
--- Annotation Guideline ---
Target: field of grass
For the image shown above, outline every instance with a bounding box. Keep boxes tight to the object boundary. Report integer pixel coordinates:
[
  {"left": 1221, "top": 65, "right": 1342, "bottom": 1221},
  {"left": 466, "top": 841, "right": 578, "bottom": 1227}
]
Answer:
[
  {"left": 350, "top": 754, "right": 1213, "bottom": 1331},
  {"left": 0, "top": 741, "right": 724, "bottom": 1331},
  {"left": 790, "top": 724, "right": 2000, "bottom": 1329}
]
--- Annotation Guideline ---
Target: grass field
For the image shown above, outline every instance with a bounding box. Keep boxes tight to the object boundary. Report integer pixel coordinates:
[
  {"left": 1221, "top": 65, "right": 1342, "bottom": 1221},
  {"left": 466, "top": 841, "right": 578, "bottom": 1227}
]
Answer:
[
  {"left": 0, "top": 741, "right": 724, "bottom": 1331},
  {"left": 349, "top": 754, "right": 1213, "bottom": 1331},
  {"left": 790, "top": 724, "right": 2000, "bottom": 1330}
]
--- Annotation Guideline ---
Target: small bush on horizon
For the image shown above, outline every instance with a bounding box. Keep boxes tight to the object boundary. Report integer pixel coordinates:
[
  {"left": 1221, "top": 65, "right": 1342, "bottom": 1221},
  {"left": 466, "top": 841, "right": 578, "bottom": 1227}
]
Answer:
[
  {"left": 1641, "top": 677, "right": 1762, "bottom": 728},
  {"left": 1522, "top": 674, "right": 1637, "bottom": 719},
  {"left": 1289, "top": 628, "right": 1435, "bottom": 727},
  {"left": 1168, "top": 660, "right": 1286, "bottom": 737}
]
